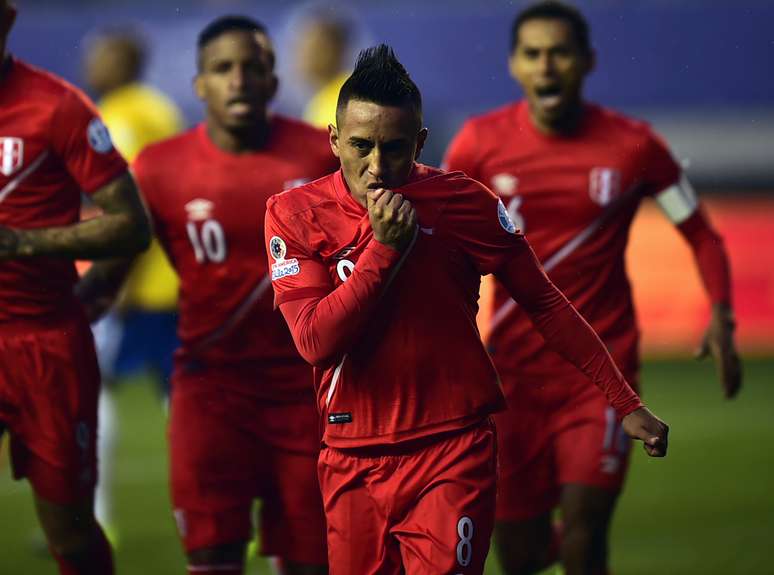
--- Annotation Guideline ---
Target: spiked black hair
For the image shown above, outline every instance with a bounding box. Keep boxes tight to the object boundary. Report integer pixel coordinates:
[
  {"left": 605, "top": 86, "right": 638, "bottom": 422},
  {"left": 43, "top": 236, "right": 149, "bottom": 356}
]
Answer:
[
  {"left": 511, "top": 1, "right": 591, "bottom": 55},
  {"left": 336, "top": 44, "right": 422, "bottom": 126}
]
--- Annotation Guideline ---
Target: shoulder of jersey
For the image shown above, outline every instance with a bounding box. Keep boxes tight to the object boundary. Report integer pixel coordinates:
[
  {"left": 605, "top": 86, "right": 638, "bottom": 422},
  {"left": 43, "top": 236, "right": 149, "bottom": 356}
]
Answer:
[
  {"left": 272, "top": 114, "right": 331, "bottom": 146},
  {"left": 267, "top": 172, "right": 337, "bottom": 217},
  {"left": 413, "top": 164, "right": 488, "bottom": 200},
  {"left": 463, "top": 102, "right": 520, "bottom": 133},
  {"left": 134, "top": 127, "right": 198, "bottom": 165},
  {"left": 13, "top": 59, "right": 86, "bottom": 103},
  {"left": 590, "top": 103, "right": 655, "bottom": 141}
]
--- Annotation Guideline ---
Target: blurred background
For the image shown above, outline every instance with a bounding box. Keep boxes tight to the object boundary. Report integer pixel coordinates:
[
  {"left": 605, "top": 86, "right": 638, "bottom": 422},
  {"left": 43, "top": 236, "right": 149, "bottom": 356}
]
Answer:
[{"left": 2, "top": 0, "right": 773, "bottom": 573}]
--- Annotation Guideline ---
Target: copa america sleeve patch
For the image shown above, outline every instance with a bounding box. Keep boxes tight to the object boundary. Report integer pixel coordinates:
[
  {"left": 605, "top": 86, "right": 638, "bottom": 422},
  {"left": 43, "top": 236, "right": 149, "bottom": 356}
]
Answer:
[
  {"left": 269, "top": 235, "right": 300, "bottom": 280},
  {"left": 86, "top": 118, "right": 114, "bottom": 153},
  {"left": 497, "top": 199, "right": 517, "bottom": 234}
]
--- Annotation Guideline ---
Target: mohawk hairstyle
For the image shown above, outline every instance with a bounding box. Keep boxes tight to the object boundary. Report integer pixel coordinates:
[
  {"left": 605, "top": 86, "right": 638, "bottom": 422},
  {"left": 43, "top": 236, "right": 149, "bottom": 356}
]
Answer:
[
  {"left": 196, "top": 15, "right": 270, "bottom": 69},
  {"left": 511, "top": 1, "right": 591, "bottom": 55},
  {"left": 336, "top": 44, "right": 422, "bottom": 126}
]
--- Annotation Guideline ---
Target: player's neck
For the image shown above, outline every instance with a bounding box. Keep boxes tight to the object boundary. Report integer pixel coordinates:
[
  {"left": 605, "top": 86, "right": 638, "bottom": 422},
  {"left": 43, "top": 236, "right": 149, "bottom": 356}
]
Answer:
[
  {"left": 531, "top": 102, "right": 585, "bottom": 137},
  {"left": 206, "top": 120, "right": 270, "bottom": 154}
]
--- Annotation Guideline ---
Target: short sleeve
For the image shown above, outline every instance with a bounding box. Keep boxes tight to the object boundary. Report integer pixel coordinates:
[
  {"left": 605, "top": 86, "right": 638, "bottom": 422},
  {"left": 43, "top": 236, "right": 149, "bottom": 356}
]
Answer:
[
  {"left": 640, "top": 128, "right": 681, "bottom": 197},
  {"left": 442, "top": 120, "right": 481, "bottom": 179},
  {"left": 49, "top": 88, "right": 127, "bottom": 195},
  {"left": 265, "top": 197, "right": 333, "bottom": 307},
  {"left": 438, "top": 176, "right": 526, "bottom": 275}
]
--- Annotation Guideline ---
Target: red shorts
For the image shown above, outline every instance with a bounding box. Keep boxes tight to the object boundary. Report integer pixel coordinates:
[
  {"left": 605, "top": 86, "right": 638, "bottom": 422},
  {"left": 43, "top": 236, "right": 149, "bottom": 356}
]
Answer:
[
  {"left": 169, "top": 364, "right": 326, "bottom": 565},
  {"left": 495, "top": 373, "right": 635, "bottom": 521},
  {"left": 0, "top": 309, "right": 100, "bottom": 504},
  {"left": 318, "top": 418, "right": 497, "bottom": 575}
]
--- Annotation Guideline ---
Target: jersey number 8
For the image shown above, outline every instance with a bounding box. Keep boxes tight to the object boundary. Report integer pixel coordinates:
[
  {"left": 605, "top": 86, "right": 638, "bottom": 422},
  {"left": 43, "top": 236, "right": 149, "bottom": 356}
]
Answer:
[{"left": 186, "top": 220, "right": 227, "bottom": 264}]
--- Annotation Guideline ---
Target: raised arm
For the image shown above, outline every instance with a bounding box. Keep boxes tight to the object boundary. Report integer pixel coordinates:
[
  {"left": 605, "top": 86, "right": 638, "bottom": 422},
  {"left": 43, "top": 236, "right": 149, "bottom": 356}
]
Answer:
[{"left": 270, "top": 188, "right": 416, "bottom": 367}]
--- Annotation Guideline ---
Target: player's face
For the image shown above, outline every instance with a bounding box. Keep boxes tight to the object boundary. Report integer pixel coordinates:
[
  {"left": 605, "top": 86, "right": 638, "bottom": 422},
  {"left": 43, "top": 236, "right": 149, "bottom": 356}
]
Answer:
[
  {"left": 195, "top": 30, "right": 277, "bottom": 131},
  {"left": 0, "top": 1, "right": 17, "bottom": 57},
  {"left": 330, "top": 99, "right": 427, "bottom": 206},
  {"left": 510, "top": 18, "right": 593, "bottom": 132}
]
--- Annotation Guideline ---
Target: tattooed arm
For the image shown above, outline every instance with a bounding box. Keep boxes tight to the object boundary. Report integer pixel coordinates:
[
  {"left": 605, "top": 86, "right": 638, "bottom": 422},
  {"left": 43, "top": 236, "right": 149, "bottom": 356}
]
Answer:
[{"left": 0, "top": 172, "right": 150, "bottom": 260}]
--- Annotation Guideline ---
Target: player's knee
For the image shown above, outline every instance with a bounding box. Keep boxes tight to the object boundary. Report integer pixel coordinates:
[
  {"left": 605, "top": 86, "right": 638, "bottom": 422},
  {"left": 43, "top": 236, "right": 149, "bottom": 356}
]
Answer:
[{"left": 187, "top": 541, "right": 247, "bottom": 567}]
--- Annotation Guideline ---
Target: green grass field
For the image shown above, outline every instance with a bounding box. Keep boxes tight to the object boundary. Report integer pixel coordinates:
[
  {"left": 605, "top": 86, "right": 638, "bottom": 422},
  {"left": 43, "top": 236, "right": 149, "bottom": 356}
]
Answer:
[{"left": 1, "top": 358, "right": 772, "bottom": 574}]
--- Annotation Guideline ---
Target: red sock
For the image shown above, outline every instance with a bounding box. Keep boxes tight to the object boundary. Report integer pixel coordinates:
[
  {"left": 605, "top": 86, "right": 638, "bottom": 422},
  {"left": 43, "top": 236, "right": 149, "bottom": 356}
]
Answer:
[
  {"left": 52, "top": 524, "right": 114, "bottom": 575},
  {"left": 187, "top": 564, "right": 243, "bottom": 575}
]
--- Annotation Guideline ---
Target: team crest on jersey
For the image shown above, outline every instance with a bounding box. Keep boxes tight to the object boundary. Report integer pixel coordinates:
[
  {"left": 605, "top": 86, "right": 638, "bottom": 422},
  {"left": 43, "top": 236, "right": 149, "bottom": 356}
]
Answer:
[
  {"left": 491, "top": 173, "right": 519, "bottom": 197},
  {"left": 589, "top": 167, "right": 621, "bottom": 206},
  {"left": 497, "top": 199, "right": 517, "bottom": 234},
  {"left": 0, "top": 137, "right": 23, "bottom": 176},
  {"left": 86, "top": 118, "right": 114, "bottom": 154},
  {"left": 185, "top": 199, "right": 214, "bottom": 221}
]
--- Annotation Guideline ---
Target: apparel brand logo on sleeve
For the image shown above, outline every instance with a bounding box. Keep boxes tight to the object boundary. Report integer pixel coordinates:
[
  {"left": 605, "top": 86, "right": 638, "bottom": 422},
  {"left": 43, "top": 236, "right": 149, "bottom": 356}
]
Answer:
[
  {"left": 269, "top": 235, "right": 300, "bottom": 280},
  {"left": 0, "top": 137, "right": 23, "bottom": 176},
  {"left": 327, "top": 412, "right": 352, "bottom": 424},
  {"left": 86, "top": 118, "right": 114, "bottom": 153},
  {"left": 497, "top": 199, "right": 517, "bottom": 234},
  {"left": 589, "top": 167, "right": 621, "bottom": 206},
  {"left": 491, "top": 173, "right": 519, "bottom": 197},
  {"left": 185, "top": 198, "right": 214, "bottom": 221}
]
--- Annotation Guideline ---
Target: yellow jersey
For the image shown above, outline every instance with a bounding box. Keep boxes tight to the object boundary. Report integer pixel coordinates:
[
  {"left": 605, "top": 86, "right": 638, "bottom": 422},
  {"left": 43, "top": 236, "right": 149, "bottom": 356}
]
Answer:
[{"left": 99, "top": 83, "right": 184, "bottom": 311}]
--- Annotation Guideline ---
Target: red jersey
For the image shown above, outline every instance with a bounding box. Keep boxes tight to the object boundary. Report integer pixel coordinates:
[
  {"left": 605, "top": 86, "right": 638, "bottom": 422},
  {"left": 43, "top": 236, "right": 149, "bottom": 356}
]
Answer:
[
  {"left": 0, "top": 57, "right": 127, "bottom": 321},
  {"left": 445, "top": 101, "right": 681, "bottom": 382},
  {"left": 133, "top": 117, "right": 338, "bottom": 396},
  {"left": 266, "top": 165, "right": 642, "bottom": 448}
]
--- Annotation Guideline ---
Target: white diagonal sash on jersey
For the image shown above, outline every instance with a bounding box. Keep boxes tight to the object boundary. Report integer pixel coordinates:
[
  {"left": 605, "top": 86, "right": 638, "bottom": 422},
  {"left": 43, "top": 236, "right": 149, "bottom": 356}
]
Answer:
[
  {"left": 0, "top": 151, "right": 50, "bottom": 206},
  {"left": 189, "top": 274, "right": 272, "bottom": 355},
  {"left": 325, "top": 226, "right": 419, "bottom": 407},
  {"left": 488, "top": 186, "right": 641, "bottom": 333}
]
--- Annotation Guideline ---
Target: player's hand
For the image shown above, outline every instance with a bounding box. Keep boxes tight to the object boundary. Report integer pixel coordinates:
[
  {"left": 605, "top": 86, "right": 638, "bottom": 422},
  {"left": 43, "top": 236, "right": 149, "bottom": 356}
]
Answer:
[
  {"left": 0, "top": 225, "right": 20, "bottom": 260},
  {"left": 622, "top": 406, "right": 669, "bottom": 457},
  {"left": 695, "top": 303, "right": 742, "bottom": 399},
  {"left": 367, "top": 188, "right": 417, "bottom": 252}
]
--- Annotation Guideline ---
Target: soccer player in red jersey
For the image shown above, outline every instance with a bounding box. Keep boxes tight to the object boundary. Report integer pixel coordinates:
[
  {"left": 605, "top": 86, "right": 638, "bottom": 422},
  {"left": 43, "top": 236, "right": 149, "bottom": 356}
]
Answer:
[
  {"left": 265, "top": 44, "right": 670, "bottom": 575},
  {"left": 79, "top": 15, "right": 337, "bottom": 575},
  {"left": 444, "top": 3, "right": 742, "bottom": 574},
  {"left": 0, "top": 1, "right": 150, "bottom": 573}
]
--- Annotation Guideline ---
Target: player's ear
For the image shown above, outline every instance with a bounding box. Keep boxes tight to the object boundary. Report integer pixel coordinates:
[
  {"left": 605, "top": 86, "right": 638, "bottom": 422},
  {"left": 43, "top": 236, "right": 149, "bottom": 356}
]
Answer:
[
  {"left": 193, "top": 74, "right": 205, "bottom": 101},
  {"left": 329, "top": 123, "right": 340, "bottom": 158},
  {"left": 507, "top": 50, "right": 520, "bottom": 83},
  {"left": 414, "top": 127, "right": 428, "bottom": 160}
]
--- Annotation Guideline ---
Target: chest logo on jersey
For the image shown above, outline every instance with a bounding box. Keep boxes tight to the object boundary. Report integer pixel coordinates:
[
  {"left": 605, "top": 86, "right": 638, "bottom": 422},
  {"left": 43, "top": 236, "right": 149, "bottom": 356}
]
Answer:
[
  {"left": 589, "top": 167, "right": 621, "bottom": 206},
  {"left": 491, "top": 173, "right": 519, "bottom": 197},
  {"left": 269, "top": 235, "right": 300, "bottom": 281},
  {"left": 185, "top": 199, "right": 215, "bottom": 221},
  {"left": 0, "top": 137, "right": 23, "bottom": 177}
]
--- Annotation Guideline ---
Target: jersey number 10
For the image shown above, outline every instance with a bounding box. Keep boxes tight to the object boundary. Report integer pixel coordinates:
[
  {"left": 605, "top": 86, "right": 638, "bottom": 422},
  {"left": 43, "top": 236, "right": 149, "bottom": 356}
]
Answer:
[{"left": 186, "top": 220, "right": 227, "bottom": 264}]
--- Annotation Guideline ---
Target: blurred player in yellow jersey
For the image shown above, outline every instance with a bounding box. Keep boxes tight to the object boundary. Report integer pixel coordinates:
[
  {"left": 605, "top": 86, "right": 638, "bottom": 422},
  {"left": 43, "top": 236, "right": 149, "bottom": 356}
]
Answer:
[
  {"left": 294, "top": 10, "right": 352, "bottom": 128},
  {"left": 82, "top": 27, "right": 184, "bottom": 543}
]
